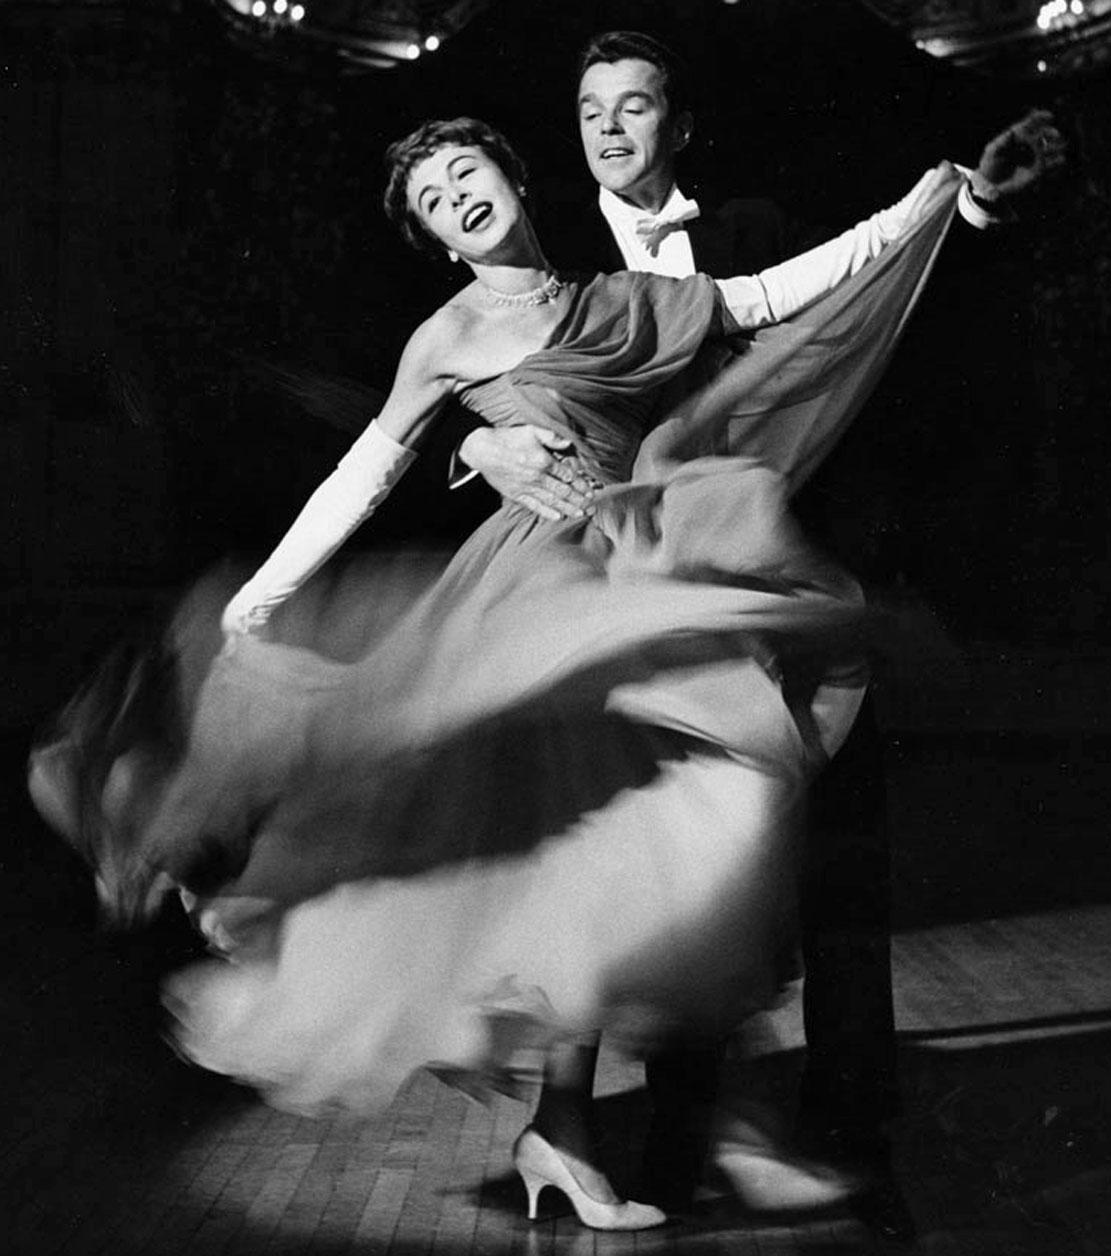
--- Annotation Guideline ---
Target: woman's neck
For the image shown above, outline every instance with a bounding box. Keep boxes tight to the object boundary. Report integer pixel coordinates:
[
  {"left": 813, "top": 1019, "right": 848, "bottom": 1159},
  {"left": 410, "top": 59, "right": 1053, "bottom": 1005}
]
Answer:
[
  {"left": 470, "top": 259, "right": 554, "bottom": 297},
  {"left": 468, "top": 219, "right": 554, "bottom": 297}
]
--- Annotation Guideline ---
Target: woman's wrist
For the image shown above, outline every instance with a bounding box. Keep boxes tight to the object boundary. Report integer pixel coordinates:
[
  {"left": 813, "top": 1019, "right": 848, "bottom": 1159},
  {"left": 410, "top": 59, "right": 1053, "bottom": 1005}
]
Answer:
[{"left": 221, "top": 590, "right": 270, "bottom": 638}]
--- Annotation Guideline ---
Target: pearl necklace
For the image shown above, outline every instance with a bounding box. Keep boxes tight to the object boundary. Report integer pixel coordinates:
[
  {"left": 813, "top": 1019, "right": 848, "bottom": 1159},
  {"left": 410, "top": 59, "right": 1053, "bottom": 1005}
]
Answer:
[{"left": 479, "top": 273, "right": 564, "bottom": 308}]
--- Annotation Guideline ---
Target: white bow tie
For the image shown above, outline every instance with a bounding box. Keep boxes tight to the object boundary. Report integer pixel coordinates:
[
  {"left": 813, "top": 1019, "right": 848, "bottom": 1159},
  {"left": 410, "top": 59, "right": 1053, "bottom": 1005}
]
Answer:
[{"left": 634, "top": 195, "right": 701, "bottom": 255}]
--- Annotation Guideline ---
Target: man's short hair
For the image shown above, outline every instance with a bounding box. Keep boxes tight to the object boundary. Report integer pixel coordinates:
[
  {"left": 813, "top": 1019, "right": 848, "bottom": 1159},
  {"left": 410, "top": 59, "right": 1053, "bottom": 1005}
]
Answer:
[
  {"left": 576, "top": 30, "right": 692, "bottom": 119},
  {"left": 382, "top": 117, "right": 528, "bottom": 255}
]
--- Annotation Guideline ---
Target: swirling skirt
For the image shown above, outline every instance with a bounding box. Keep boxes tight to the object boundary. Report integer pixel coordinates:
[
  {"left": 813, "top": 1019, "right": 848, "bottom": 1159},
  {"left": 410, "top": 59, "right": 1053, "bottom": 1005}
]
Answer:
[{"left": 128, "top": 459, "right": 869, "bottom": 1115}]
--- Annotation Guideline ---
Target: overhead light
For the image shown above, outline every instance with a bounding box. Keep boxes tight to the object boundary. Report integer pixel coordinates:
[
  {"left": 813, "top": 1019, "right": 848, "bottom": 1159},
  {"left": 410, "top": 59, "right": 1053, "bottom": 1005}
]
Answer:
[
  {"left": 210, "top": 0, "right": 497, "bottom": 71},
  {"left": 862, "top": 0, "right": 1111, "bottom": 80}
]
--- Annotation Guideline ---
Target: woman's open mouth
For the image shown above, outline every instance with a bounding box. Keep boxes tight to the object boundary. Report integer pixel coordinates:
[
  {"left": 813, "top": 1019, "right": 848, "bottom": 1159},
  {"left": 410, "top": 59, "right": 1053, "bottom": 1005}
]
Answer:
[{"left": 462, "top": 203, "right": 493, "bottom": 232}]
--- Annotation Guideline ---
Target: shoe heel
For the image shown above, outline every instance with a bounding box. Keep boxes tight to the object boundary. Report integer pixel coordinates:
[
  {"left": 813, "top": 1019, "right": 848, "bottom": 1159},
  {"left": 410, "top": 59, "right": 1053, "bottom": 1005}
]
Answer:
[{"left": 518, "top": 1166, "right": 547, "bottom": 1221}]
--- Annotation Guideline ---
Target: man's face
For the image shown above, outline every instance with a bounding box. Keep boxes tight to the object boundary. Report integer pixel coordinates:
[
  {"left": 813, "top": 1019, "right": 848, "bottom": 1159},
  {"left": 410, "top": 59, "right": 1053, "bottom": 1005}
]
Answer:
[{"left": 577, "top": 58, "right": 688, "bottom": 211}]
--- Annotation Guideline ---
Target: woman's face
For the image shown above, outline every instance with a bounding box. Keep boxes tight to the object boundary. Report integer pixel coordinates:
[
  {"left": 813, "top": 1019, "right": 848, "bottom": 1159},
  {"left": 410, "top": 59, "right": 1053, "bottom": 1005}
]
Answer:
[{"left": 406, "top": 143, "right": 524, "bottom": 262}]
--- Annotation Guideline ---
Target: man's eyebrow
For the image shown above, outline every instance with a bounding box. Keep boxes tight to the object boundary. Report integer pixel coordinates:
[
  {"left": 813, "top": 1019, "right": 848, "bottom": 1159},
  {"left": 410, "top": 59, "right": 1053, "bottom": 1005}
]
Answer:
[{"left": 578, "top": 89, "right": 654, "bottom": 108}]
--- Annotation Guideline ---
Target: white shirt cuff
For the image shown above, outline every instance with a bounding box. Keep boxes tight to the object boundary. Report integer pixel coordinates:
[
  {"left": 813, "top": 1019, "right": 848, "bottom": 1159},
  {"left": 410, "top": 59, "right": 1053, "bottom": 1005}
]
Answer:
[
  {"left": 954, "top": 163, "right": 1013, "bottom": 229},
  {"left": 448, "top": 444, "right": 481, "bottom": 490}
]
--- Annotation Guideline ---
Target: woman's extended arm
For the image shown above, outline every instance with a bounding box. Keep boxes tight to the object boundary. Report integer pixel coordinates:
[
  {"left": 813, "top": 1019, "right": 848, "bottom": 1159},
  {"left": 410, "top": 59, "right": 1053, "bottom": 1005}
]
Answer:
[
  {"left": 221, "top": 317, "right": 455, "bottom": 637},
  {"left": 714, "top": 162, "right": 960, "bottom": 329}
]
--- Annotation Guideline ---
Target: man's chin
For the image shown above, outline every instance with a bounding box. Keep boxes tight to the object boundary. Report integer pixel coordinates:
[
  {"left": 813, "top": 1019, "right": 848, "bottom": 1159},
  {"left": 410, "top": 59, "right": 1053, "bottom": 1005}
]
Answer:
[{"left": 597, "top": 175, "right": 642, "bottom": 200}]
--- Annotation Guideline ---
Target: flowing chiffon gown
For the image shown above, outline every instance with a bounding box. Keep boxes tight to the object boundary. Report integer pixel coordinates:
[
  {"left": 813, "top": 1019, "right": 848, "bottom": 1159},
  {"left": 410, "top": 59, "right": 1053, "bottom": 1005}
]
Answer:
[{"left": 44, "top": 167, "right": 964, "bottom": 1117}]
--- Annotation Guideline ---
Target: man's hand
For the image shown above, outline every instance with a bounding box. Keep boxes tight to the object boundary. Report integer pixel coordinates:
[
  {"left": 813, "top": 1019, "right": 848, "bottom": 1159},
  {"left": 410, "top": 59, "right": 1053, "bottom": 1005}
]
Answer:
[
  {"left": 459, "top": 425, "right": 600, "bottom": 521},
  {"left": 972, "top": 109, "right": 1067, "bottom": 202}
]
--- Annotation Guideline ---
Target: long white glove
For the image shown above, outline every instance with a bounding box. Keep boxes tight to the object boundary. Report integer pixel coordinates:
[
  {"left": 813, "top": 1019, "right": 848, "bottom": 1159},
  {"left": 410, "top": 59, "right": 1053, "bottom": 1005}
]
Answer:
[
  {"left": 221, "top": 420, "right": 417, "bottom": 636},
  {"left": 715, "top": 162, "right": 963, "bottom": 329}
]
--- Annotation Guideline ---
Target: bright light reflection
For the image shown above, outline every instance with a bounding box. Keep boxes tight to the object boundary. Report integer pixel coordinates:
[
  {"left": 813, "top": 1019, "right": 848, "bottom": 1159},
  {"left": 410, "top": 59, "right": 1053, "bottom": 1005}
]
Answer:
[
  {"left": 290, "top": 3, "right": 305, "bottom": 19},
  {"left": 424, "top": 35, "right": 441, "bottom": 51},
  {"left": 250, "top": 0, "right": 266, "bottom": 16},
  {"left": 1037, "top": 0, "right": 1079, "bottom": 26}
]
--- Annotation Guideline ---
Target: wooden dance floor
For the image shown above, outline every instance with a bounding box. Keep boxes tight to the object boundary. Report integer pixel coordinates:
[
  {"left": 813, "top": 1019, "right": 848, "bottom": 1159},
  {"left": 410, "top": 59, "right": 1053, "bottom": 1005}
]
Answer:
[{"left": 3, "top": 734, "right": 1110, "bottom": 1256}]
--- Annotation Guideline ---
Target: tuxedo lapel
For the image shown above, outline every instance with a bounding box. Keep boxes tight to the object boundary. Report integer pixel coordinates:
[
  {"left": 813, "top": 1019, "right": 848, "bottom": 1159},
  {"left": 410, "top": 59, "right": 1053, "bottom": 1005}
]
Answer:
[
  {"left": 686, "top": 211, "right": 735, "bottom": 280},
  {"left": 583, "top": 206, "right": 626, "bottom": 273},
  {"left": 545, "top": 197, "right": 625, "bottom": 275}
]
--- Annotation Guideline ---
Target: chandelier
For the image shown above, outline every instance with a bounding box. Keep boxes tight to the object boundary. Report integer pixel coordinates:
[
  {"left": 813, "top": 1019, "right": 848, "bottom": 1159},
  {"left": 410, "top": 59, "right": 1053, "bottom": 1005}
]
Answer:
[
  {"left": 210, "top": 0, "right": 496, "bottom": 69},
  {"left": 861, "top": 0, "right": 1111, "bottom": 77}
]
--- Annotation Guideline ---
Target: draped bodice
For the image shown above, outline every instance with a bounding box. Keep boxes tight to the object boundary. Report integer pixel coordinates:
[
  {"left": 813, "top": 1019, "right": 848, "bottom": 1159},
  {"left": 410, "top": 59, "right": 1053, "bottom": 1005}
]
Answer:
[{"left": 458, "top": 271, "right": 720, "bottom": 484}]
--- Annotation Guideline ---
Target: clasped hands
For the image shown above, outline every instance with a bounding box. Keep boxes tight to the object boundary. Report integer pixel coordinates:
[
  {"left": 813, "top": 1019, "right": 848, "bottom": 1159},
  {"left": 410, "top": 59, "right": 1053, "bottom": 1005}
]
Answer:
[{"left": 458, "top": 425, "right": 602, "bottom": 521}]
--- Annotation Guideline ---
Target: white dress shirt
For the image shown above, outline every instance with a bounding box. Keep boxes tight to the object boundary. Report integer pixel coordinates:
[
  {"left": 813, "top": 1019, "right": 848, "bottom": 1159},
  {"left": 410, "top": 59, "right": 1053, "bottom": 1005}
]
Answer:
[{"left": 597, "top": 185, "right": 699, "bottom": 279}]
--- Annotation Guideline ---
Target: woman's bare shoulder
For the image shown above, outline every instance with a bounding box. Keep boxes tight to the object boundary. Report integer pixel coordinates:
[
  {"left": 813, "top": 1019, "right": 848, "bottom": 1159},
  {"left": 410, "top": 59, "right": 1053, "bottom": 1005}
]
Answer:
[{"left": 403, "top": 293, "right": 484, "bottom": 376}]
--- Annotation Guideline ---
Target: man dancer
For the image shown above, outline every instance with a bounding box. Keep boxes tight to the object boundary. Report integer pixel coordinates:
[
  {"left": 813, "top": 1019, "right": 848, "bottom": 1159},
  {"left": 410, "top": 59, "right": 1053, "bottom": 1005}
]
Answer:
[{"left": 452, "top": 29, "right": 1062, "bottom": 1240}]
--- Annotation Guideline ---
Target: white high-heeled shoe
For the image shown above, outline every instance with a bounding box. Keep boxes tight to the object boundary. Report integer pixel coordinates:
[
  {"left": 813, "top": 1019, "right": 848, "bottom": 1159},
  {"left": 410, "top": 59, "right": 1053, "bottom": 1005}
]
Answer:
[
  {"left": 512, "top": 1127, "right": 667, "bottom": 1231},
  {"left": 709, "top": 1141, "right": 857, "bottom": 1212}
]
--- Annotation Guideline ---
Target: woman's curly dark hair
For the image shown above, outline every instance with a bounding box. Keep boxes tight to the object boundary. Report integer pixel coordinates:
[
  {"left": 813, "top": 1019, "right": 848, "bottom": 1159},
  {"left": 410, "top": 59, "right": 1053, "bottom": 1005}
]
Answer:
[{"left": 383, "top": 117, "right": 528, "bottom": 256}]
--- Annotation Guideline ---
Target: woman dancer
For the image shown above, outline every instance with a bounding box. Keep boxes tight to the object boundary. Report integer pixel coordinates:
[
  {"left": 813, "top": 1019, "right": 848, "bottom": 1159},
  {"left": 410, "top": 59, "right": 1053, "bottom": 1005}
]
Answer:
[{"left": 31, "top": 116, "right": 1032, "bottom": 1230}]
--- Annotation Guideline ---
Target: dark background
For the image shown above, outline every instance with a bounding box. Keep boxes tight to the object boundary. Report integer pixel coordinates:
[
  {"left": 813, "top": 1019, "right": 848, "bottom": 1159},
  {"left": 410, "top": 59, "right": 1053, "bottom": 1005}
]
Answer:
[
  {"left": 3, "top": 14, "right": 1109, "bottom": 1251},
  {"left": 2, "top": 0, "right": 1110, "bottom": 924}
]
